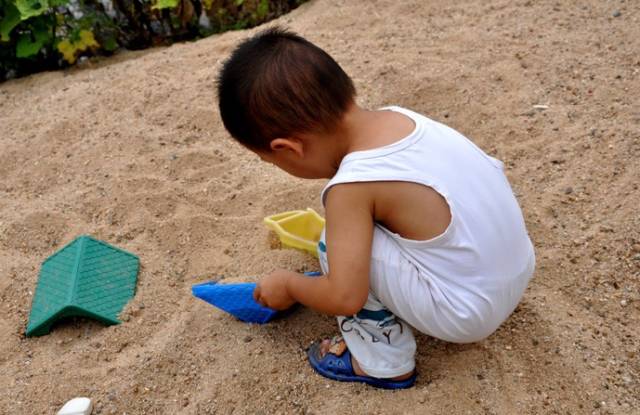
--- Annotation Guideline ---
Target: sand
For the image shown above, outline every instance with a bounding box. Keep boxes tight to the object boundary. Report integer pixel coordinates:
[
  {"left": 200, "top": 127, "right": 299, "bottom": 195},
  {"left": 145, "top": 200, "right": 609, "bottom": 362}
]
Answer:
[{"left": 1, "top": 0, "right": 639, "bottom": 413}]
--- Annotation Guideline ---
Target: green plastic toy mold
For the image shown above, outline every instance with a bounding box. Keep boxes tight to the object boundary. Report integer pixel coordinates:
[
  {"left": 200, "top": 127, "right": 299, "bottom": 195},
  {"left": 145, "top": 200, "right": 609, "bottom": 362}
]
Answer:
[{"left": 26, "top": 235, "right": 139, "bottom": 337}]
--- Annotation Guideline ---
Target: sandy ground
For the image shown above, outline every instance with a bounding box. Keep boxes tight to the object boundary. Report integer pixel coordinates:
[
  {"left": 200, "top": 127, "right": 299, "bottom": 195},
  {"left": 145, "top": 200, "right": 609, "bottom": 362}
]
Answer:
[{"left": 1, "top": 0, "right": 639, "bottom": 413}]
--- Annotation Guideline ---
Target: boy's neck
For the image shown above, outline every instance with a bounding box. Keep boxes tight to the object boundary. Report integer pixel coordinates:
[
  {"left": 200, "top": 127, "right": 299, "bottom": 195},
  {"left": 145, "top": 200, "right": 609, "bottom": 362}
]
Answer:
[{"left": 331, "top": 103, "right": 414, "bottom": 163}]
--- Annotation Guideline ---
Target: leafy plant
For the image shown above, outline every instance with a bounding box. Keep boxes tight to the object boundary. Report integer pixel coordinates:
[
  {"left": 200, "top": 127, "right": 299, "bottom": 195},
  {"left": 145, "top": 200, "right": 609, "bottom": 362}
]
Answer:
[
  {"left": 15, "top": 14, "right": 52, "bottom": 57},
  {"left": 1, "top": 0, "right": 308, "bottom": 81},
  {"left": 0, "top": 2, "right": 22, "bottom": 41},
  {"left": 256, "top": 0, "right": 268, "bottom": 18},
  {"left": 152, "top": 0, "right": 180, "bottom": 10},
  {"left": 57, "top": 29, "right": 98, "bottom": 62},
  {"left": 14, "top": 0, "right": 49, "bottom": 20}
]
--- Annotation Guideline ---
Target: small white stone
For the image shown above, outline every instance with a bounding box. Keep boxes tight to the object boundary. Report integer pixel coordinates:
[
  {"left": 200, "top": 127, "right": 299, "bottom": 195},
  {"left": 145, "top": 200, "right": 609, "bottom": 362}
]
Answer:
[{"left": 57, "top": 397, "right": 93, "bottom": 415}]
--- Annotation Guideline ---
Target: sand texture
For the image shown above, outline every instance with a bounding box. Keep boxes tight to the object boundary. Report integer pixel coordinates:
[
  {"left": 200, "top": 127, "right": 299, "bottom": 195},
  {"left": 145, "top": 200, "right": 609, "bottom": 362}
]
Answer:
[{"left": 0, "top": 0, "right": 639, "bottom": 413}]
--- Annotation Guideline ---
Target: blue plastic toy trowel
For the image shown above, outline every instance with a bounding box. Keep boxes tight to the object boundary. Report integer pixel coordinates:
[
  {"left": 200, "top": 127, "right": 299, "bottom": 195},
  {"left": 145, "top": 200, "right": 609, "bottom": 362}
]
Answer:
[{"left": 192, "top": 272, "right": 321, "bottom": 324}]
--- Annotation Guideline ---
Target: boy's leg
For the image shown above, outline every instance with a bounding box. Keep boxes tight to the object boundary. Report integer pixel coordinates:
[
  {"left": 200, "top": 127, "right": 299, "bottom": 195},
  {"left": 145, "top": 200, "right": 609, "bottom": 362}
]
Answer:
[
  {"left": 336, "top": 296, "right": 417, "bottom": 378},
  {"left": 318, "top": 228, "right": 417, "bottom": 378}
]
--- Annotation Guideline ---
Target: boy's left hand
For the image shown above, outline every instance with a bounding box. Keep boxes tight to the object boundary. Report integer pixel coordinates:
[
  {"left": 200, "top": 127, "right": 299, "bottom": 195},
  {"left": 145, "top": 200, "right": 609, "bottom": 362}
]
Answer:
[{"left": 253, "top": 269, "right": 296, "bottom": 310}]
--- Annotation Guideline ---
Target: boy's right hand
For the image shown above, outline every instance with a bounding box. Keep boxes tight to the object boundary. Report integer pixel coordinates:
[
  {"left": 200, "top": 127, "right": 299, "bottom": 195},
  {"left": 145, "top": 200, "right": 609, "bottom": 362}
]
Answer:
[{"left": 253, "top": 270, "right": 297, "bottom": 310}]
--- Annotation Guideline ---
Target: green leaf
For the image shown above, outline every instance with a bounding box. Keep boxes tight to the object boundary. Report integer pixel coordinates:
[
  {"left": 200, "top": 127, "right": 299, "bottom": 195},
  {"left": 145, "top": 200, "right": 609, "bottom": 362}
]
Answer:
[
  {"left": 16, "top": 18, "right": 52, "bottom": 58},
  {"left": 235, "top": 0, "right": 244, "bottom": 5},
  {"left": 256, "top": 0, "right": 268, "bottom": 18},
  {"left": 152, "top": 0, "right": 179, "bottom": 10},
  {"left": 101, "top": 35, "right": 117, "bottom": 51},
  {"left": 57, "top": 29, "right": 98, "bottom": 63},
  {"left": 0, "top": 2, "right": 22, "bottom": 41},
  {"left": 16, "top": 32, "right": 41, "bottom": 57},
  {"left": 233, "top": 18, "right": 247, "bottom": 30},
  {"left": 15, "top": 0, "right": 49, "bottom": 20}
]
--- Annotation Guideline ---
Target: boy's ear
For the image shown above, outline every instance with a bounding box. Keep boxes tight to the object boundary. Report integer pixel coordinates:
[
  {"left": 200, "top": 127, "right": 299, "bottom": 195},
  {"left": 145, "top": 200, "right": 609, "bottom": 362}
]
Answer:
[{"left": 270, "top": 137, "right": 304, "bottom": 157}]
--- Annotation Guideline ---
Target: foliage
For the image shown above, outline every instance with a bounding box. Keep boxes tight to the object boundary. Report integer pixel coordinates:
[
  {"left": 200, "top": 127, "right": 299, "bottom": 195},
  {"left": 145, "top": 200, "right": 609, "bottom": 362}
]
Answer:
[
  {"left": 0, "top": 0, "right": 308, "bottom": 81},
  {"left": 15, "top": 15, "right": 52, "bottom": 57},
  {"left": 57, "top": 29, "right": 98, "bottom": 62},
  {"left": 152, "top": 0, "right": 180, "bottom": 10}
]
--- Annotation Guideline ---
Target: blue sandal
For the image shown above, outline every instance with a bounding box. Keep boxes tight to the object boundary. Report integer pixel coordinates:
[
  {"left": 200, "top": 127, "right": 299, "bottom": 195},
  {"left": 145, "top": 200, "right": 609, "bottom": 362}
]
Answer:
[{"left": 307, "top": 337, "right": 417, "bottom": 389}]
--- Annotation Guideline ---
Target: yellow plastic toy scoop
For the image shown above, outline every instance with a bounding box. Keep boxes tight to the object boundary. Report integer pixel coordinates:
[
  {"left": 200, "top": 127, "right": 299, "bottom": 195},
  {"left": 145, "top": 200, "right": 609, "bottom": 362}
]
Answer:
[{"left": 264, "top": 208, "right": 325, "bottom": 257}]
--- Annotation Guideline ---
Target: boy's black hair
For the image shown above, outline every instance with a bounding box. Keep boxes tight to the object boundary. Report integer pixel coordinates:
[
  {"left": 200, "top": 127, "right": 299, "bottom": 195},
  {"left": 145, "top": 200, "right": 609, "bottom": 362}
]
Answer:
[{"left": 217, "top": 26, "right": 356, "bottom": 151}]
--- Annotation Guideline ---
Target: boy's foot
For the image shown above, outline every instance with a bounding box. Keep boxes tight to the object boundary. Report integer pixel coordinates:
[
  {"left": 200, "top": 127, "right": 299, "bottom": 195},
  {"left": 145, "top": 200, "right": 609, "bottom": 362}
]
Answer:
[
  {"left": 307, "top": 336, "right": 417, "bottom": 389},
  {"left": 317, "top": 338, "right": 415, "bottom": 381}
]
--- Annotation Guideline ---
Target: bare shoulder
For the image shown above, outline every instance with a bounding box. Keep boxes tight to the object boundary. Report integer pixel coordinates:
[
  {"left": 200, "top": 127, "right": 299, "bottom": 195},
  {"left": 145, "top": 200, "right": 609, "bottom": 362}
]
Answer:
[
  {"left": 324, "top": 182, "right": 376, "bottom": 211},
  {"left": 327, "top": 181, "right": 451, "bottom": 241}
]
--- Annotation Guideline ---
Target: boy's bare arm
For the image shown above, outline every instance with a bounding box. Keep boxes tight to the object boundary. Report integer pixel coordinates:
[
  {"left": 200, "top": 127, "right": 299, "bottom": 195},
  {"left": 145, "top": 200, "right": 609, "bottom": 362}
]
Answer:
[
  {"left": 254, "top": 181, "right": 450, "bottom": 312},
  {"left": 285, "top": 183, "right": 374, "bottom": 316}
]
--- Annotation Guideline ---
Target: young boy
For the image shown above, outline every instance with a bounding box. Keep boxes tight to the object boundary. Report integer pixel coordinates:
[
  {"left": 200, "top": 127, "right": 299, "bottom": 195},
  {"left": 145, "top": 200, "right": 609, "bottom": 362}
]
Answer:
[{"left": 216, "top": 27, "right": 535, "bottom": 389}]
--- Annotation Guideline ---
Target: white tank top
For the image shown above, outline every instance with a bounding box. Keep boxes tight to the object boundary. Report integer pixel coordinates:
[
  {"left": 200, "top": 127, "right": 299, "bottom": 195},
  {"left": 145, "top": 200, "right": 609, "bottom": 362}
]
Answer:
[{"left": 321, "top": 106, "right": 535, "bottom": 327}]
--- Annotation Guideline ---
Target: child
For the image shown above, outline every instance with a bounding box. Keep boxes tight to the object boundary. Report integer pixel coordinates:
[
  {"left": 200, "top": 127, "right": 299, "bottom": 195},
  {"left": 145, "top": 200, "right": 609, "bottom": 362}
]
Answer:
[{"left": 216, "top": 27, "right": 535, "bottom": 389}]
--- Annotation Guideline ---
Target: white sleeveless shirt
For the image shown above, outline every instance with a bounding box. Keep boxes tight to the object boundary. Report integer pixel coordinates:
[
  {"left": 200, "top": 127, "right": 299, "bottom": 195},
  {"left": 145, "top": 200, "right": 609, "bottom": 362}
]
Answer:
[{"left": 321, "top": 106, "right": 535, "bottom": 338}]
